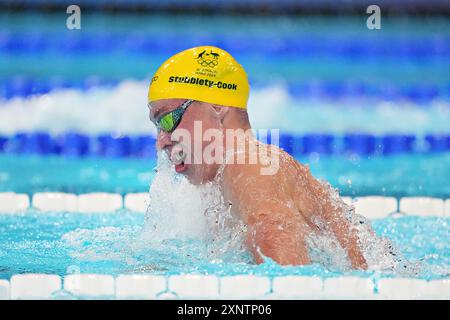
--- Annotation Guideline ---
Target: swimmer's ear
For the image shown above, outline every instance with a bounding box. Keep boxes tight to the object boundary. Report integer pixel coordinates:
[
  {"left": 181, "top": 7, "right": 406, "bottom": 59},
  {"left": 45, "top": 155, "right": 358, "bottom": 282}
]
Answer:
[{"left": 210, "top": 104, "right": 229, "bottom": 122}]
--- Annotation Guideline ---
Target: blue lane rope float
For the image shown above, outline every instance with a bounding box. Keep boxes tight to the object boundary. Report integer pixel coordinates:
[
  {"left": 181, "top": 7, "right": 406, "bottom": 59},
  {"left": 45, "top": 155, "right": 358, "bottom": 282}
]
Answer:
[
  {"left": 1, "top": 132, "right": 448, "bottom": 158},
  {"left": 0, "top": 77, "right": 447, "bottom": 102},
  {"left": 0, "top": 32, "right": 448, "bottom": 58},
  {"left": 343, "top": 134, "right": 377, "bottom": 156},
  {"left": 381, "top": 135, "right": 416, "bottom": 155},
  {"left": 0, "top": 77, "right": 119, "bottom": 99},
  {"left": 425, "top": 135, "right": 450, "bottom": 152},
  {"left": 0, "top": 133, "right": 156, "bottom": 158}
]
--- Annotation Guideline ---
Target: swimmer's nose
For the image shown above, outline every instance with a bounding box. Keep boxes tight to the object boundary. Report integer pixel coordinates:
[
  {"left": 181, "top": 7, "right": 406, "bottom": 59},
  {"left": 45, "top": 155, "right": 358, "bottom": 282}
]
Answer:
[{"left": 156, "top": 131, "right": 172, "bottom": 150}]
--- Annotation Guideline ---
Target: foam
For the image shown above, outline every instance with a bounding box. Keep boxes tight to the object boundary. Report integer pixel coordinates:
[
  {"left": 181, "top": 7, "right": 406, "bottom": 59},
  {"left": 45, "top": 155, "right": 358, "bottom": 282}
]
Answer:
[{"left": 137, "top": 152, "right": 249, "bottom": 265}]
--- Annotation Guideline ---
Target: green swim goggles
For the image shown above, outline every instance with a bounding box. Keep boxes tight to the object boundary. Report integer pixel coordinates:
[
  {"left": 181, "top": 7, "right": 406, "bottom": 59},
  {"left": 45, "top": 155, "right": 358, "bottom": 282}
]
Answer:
[{"left": 155, "top": 99, "right": 194, "bottom": 133}]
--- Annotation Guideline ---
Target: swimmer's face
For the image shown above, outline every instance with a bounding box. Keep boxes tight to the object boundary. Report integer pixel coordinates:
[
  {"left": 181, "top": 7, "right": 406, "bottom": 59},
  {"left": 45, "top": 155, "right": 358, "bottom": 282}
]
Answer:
[{"left": 149, "top": 98, "right": 223, "bottom": 185}]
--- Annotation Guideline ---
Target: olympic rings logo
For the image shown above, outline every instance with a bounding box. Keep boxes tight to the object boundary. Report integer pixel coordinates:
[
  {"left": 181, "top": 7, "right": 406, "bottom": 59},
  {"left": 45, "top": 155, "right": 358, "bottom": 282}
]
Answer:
[
  {"left": 196, "top": 50, "right": 220, "bottom": 68},
  {"left": 197, "top": 59, "right": 219, "bottom": 67}
]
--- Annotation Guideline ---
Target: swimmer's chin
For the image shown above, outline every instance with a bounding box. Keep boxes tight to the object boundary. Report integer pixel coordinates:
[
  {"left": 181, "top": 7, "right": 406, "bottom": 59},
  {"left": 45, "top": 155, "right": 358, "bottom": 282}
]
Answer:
[{"left": 177, "top": 165, "right": 208, "bottom": 185}]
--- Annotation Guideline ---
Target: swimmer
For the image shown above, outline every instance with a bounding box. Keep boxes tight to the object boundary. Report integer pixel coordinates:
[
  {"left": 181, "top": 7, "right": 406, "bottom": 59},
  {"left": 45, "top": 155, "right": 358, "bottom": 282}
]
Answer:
[{"left": 147, "top": 46, "right": 368, "bottom": 269}]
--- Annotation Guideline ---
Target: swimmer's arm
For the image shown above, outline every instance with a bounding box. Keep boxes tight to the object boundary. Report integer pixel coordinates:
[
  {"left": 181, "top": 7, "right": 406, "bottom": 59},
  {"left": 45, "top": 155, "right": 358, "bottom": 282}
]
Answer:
[
  {"left": 299, "top": 166, "right": 368, "bottom": 270},
  {"left": 326, "top": 211, "right": 367, "bottom": 270},
  {"left": 223, "top": 165, "right": 310, "bottom": 266},
  {"left": 245, "top": 209, "right": 311, "bottom": 265}
]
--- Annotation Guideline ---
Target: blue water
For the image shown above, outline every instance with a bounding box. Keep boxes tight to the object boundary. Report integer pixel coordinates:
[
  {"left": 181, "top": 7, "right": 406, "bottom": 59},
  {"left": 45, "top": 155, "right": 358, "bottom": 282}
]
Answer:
[
  {"left": 0, "top": 12, "right": 449, "bottom": 282},
  {"left": 0, "top": 210, "right": 448, "bottom": 280},
  {"left": 1, "top": 13, "right": 449, "bottom": 100},
  {"left": 1, "top": 153, "right": 450, "bottom": 198}
]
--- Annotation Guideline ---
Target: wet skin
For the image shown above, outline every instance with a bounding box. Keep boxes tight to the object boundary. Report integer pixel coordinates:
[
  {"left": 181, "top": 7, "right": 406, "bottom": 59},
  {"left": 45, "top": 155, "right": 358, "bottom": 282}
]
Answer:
[{"left": 149, "top": 99, "right": 368, "bottom": 269}]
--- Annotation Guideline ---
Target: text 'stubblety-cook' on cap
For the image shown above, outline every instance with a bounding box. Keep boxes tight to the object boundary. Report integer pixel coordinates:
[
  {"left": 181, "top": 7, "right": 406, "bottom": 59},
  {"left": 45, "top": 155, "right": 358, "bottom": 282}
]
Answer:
[{"left": 148, "top": 46, "right": 250, "bottom": 109}]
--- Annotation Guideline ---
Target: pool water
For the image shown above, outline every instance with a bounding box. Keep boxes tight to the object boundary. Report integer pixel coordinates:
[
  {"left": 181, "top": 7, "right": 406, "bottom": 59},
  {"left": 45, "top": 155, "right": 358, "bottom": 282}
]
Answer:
[
  {"left": 1, "top": 13, "right": 449, "bottom": 93},
  {"left": 0, "top": 11, "right": 449, "bottom": 285},
  {"left": 0, "top": 210, "right": 448, "bottom": 281},
  {"left": 1, "top": 153, "right": 450, "bottom": 198}
]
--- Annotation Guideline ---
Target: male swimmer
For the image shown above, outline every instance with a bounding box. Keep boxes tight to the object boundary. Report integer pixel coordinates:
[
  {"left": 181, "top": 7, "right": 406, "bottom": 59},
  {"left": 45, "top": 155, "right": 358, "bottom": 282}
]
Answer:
[{"left": 147, "top": 46, "right": 368, "bottom": 269}]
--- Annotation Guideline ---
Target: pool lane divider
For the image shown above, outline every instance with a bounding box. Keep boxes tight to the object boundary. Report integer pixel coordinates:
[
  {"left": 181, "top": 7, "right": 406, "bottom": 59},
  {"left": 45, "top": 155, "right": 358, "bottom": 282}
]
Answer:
[
  {"left": 0, "top": 192, "right": 449, "bottom": 218},
  {"left": 0, "top": 133, "right": 157, "bottom": 158},
  {"left": 1, "top": 31, "right": 448, "bottom": 58},
  {"left": 1, "top": 132, "right": 450, "bottom": 157},
  {"left": 0, "top": 194, "right": 449, "bottom": 300},
  {"left": 0, "top": 273, "right": 449, "bottom": 300},
  {"left": 1, "top": 76, "right": 448, "bottom": 102}
]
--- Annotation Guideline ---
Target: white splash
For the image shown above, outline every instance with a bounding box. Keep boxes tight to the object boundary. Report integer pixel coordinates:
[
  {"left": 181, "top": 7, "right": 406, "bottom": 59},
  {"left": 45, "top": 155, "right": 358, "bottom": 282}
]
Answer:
[
  {"left": 136, "top": 151, "right": 249, "bottom": 264},
  {"left": 61, "top": 226, "right": 140, "bottom": 262},
  {"left": 306, "top": 181, "right": 421, "bottom": 274},
  {"left": 141, "top": 152, "right": 209, "bottom": 241}
]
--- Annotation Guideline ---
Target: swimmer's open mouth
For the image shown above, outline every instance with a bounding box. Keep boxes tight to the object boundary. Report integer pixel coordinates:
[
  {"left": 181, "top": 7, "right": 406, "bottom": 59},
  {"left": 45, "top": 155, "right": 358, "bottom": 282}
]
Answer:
[
  {"left": 171, "top": 148, "right": 187, "bottom": 173},
  {"left": 175, "top": 161, "right": 186, "bottom": 173}
]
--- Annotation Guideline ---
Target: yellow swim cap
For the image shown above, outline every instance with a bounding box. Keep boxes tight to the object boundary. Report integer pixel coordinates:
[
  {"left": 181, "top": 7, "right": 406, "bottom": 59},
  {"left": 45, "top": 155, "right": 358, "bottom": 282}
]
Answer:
[{"left": 148, "top": 46, "right": 250, "bottom": 109}]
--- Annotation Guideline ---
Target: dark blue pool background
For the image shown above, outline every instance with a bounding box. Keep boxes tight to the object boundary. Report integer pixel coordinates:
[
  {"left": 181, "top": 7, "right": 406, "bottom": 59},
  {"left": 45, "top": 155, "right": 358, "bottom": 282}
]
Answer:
[{"left": 0, "top": 1, "right": 449, "bottom": 197}]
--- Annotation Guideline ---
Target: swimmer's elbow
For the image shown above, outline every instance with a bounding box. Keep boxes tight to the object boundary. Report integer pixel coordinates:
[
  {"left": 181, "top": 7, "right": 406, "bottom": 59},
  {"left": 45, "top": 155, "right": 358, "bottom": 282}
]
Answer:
[
  {"left": 254, "top": 244, "right": 310, "bottom": 266},
  {"left": 247, "top": 222, "right": 310, "bottom": 266}
]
